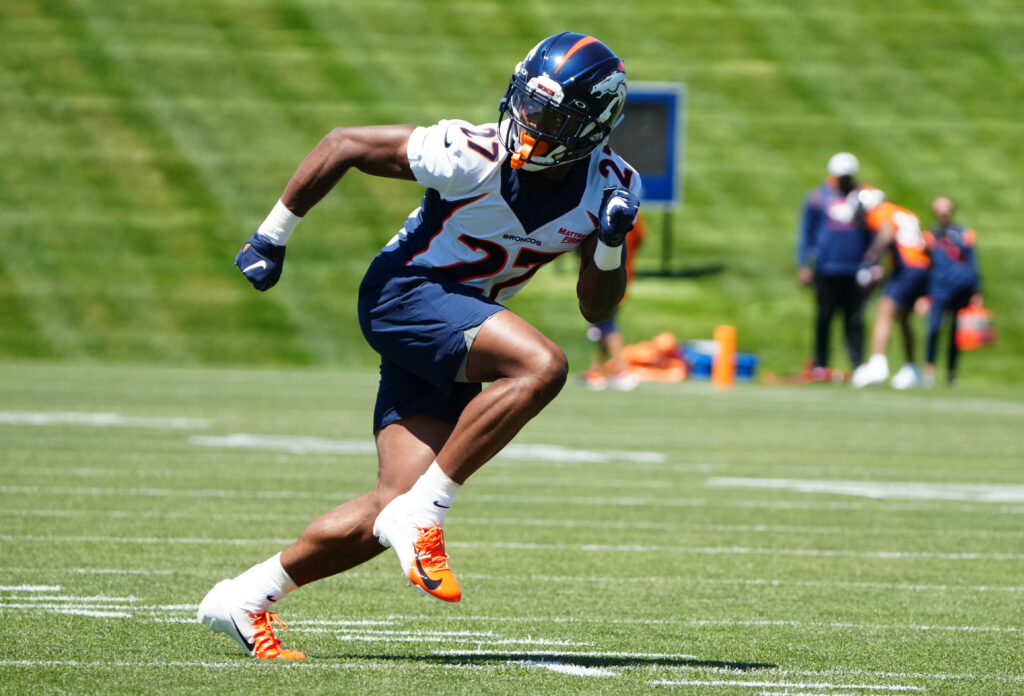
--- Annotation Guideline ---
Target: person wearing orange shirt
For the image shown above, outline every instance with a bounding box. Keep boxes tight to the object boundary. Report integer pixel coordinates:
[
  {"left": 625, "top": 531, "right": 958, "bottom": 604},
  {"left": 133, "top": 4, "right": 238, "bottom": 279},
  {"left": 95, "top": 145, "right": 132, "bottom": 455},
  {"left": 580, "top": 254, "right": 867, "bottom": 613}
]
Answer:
[{"left": 850, "top": 189, "right": 933, "bottom": 389}]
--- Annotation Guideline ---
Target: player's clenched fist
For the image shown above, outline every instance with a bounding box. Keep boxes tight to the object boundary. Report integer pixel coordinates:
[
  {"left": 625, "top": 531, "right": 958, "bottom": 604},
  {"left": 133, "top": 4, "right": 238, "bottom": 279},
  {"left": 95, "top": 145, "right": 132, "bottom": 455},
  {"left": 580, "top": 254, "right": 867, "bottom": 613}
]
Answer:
[
  {"left": 235, "top": 233, "right": 285, "bottom": 291},
  {"left": 598, "top": 187, "right": 639, "bottom": 248}
]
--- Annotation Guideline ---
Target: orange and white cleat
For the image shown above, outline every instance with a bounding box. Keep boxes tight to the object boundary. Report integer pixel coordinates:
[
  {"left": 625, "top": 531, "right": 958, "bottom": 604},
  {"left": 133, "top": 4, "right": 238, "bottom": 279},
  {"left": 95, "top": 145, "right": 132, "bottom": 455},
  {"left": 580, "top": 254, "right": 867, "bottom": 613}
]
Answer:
[
  {"left": 197, "top": 580, "right": 306, "bottom": 659},
  {"left": 374, "top": 497, "right": 461, "bottom": 603},
  {"left": 406, "top": 525, "right": 461, "bottom": 602}
]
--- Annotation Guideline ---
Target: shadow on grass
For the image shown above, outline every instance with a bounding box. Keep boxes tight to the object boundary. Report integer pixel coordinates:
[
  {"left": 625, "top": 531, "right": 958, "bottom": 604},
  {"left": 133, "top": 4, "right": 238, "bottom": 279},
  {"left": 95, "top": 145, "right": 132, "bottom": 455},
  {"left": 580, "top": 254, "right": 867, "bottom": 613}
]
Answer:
[{"left": 330, "top": 651, "right": 775, "bottom": 672}]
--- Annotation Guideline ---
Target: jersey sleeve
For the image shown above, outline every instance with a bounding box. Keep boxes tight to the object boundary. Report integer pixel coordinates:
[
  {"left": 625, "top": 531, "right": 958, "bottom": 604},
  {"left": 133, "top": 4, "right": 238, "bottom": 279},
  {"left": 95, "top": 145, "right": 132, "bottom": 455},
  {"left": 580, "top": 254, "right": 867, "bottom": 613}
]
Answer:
[{"left": 406, "top": 119, "right": 501, "bottom": 197}]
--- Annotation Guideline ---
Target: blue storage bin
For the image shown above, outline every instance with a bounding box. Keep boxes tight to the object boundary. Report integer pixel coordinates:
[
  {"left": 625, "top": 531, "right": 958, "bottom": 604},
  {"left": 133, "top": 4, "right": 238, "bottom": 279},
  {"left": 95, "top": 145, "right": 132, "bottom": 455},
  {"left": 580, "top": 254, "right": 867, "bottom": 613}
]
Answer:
[{"left": 682, "top": 341, "right": 759, "bottom": 382}]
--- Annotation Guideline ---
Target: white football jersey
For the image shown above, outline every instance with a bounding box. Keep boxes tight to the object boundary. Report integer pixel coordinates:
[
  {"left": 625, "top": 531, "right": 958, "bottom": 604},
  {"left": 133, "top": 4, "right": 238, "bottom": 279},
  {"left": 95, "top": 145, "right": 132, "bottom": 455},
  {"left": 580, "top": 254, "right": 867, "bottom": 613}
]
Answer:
[{"left": 379, "top": 119, "right": 642, "bottom": 304}]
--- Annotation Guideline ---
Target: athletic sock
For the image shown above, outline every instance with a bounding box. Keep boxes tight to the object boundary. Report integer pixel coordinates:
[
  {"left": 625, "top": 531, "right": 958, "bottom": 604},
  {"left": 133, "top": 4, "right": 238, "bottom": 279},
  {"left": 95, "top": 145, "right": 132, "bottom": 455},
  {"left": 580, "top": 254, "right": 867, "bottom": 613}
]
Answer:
[
  {"left": 231, "top": 552, "right": 298, "bottom": 613},
  {"left": 407, "top": 461, "right": 462, "bottom": 527}
]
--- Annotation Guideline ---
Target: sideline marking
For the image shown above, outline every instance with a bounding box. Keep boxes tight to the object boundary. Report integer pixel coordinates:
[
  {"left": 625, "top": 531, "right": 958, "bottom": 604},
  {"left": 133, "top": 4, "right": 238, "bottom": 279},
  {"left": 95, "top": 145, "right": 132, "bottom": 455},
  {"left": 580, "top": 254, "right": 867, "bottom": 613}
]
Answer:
[
  {"left": 8, "top": 507, "right": 1024, "bottom": 542},
  {"left": 516, "top": 659, "right": 618, "bottom": 677},
  {"left": 189, "top": 433, "right": 665, "bottom": 463},
  {"left": 0, "top": 411, "right": 207, "bottom": 429},
  {"left": 708, "top": 478, "right": 1024, "bottom": 503},
  {"left": 6, "top": 484, "right": 1024, "bottom": 515},
  {"left": 6, "top": 534, "right": 1024, "bottom": 561},
  {"left": 0, "top": 485, "right": 330, "bottom": 500},
  {"left": 647, "top": 678, "right": 922, "bottom": 692}
]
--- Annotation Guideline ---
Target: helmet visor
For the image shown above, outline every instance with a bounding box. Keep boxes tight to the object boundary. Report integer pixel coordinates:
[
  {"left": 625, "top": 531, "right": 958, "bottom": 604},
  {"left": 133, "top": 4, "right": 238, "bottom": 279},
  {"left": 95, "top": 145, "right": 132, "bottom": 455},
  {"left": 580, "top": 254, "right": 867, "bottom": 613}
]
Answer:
[{"left": 508, "top": 85, "right": 587, "bottom": 150}]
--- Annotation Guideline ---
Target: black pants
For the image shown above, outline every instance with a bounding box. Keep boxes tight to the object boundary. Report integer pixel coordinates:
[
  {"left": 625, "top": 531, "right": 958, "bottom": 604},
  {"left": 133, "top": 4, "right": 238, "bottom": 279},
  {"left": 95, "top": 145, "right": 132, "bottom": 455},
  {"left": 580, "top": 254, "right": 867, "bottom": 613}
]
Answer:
[
  {"left": 814, "top": 274, "right": 866, "bottom": 369},
  {"left": 926, "top": 287, "right": 973, "bottom": 382}
]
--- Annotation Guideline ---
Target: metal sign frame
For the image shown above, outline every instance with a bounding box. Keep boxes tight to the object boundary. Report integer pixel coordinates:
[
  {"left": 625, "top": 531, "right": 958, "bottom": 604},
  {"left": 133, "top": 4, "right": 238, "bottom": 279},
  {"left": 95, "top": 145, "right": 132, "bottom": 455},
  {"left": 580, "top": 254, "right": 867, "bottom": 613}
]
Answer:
[{"left": 611, "top": 81, "right": 686, "bottom": 209}]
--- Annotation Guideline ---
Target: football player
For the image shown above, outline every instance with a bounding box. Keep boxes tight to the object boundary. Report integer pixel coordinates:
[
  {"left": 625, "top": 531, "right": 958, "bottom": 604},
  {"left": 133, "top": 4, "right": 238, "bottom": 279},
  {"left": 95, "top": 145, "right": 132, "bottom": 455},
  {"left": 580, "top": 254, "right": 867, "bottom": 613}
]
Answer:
[
  {"left": 197, "top": 32, "right": 641, "bottom": 659},
  {"left": 849, "top": 189, "right": 932, "bottom": 389}
]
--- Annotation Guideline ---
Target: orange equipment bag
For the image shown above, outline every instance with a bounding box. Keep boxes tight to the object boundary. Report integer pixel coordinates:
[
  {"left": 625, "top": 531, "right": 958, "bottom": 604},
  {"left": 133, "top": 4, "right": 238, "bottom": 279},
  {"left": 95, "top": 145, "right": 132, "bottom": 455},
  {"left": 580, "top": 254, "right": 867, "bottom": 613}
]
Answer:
[{"left": 955, "top": 306, "right": 995, "bottom": 351}]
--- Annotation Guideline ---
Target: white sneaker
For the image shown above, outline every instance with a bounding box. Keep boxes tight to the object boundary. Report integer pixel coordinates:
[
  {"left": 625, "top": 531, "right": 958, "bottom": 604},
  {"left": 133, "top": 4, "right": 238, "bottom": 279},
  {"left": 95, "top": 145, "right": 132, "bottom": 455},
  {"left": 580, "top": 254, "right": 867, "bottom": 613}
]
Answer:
[
  {"left": 608, "top": 372, "right": 640, "bottom": 391},
  {"left": 851, "top": 355, "right": 889, "bottom": 388},
  {"left": 891, "top": 363, "right": 923, "bottom": 390},
  {"left": 197, "top": 580, "right": 305, "bottom": 659},
  {"left": 374, "top": 495, "right": 461, "bottom": 602}
]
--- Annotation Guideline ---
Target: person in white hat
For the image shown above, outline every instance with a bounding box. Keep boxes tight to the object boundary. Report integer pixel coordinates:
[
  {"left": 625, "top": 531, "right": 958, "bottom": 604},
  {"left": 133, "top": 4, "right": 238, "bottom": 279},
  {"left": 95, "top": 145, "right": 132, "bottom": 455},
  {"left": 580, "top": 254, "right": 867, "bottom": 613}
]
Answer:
[{"left": 795, "top": 152, "right": 873, "bottom": 380}]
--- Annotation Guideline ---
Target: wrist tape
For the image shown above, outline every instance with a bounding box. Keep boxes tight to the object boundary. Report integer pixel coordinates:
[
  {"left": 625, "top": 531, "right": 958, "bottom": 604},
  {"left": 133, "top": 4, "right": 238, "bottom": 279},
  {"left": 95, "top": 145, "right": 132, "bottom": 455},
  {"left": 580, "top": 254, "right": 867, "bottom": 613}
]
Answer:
[
  {"left": 257, "top": 199, "right": 302, "bottom": 245},
  {"left": 593, "top": 239, "right": 623, "bottom": 271}
]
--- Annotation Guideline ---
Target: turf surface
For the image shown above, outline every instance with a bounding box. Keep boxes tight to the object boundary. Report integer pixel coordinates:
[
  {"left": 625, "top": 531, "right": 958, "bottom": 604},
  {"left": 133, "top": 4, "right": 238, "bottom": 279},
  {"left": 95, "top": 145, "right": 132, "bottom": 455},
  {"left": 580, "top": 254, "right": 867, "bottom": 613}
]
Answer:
[{"left": 2, "top": 363, "right": 1022, "bottom": 694}]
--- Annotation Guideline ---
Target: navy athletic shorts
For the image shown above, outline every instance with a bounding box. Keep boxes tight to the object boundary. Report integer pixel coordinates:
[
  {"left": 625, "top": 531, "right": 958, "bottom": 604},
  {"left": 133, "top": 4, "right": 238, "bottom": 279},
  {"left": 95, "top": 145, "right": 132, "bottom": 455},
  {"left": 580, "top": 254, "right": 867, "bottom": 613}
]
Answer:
[
  {"left": 883, "top": 266, "right": 929, "bottom": 309},
  {"left": 358, "top": 254, "right": 506, "bottom": 432}
]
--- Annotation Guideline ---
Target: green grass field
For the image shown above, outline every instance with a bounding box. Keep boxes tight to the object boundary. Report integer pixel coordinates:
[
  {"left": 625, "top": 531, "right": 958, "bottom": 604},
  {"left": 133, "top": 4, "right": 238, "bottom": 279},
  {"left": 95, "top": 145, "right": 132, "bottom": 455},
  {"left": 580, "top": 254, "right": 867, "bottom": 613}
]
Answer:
[
  {"left": 2, "top": 363, "right": 1023, "bottom": 695},
  {"left": 1, "top": 0, "right": 1023, "bottom": 382}
]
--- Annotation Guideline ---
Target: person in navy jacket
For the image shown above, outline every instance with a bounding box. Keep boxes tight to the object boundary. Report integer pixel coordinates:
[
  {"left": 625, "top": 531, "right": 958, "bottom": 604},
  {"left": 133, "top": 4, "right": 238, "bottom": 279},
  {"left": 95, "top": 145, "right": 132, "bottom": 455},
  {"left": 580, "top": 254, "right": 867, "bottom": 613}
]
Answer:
[
  {"left": 923, "top": 196, "right": 982, "bottom": 387},
  {"left": 796, "top": 153, "right": 872, "bottom": 379}
]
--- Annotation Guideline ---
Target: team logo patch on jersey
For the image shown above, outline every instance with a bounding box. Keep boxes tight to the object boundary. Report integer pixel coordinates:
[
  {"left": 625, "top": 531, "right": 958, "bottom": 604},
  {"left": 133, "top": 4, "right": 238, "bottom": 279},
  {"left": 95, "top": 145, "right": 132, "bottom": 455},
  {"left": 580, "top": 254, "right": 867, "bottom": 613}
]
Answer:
[{"left": 558, "top": 228, "right": 588, "bottom": 244}]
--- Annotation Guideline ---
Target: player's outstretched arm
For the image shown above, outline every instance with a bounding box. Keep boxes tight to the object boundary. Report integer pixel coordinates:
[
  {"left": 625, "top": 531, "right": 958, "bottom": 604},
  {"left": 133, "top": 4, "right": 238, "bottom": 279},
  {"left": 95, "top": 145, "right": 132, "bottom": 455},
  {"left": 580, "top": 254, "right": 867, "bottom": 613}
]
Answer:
[
  {"left": 577, "top": 234, "right": 627, "bottom": 323},
  {"left": 236, "top": 125, "right": 417, "bottom": 291},
  {"left": 280, "top": 124, "right": 418, "bottom": 216},
  {"left": 576, "top": 188, "right": 638, "bottom": 323}
]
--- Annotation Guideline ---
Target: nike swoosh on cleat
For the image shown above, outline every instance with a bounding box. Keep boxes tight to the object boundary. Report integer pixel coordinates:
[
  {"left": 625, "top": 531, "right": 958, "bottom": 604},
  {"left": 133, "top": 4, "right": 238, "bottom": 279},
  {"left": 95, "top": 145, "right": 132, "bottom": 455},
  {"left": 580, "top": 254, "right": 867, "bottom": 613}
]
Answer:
[
  {"left": 242, "top": 259, "right": 268, "bottom": 273},
  {"left": 229, "top": 614, "right": 256, "bottom": 653},
  {"left": 414, "top": 557, "right": 443, "bottom": 591},
  {"left": 443, "top": 128, "right": 453, "bottom": 148},
  {"left": 432, "top": 500, "right": 451, "bottom": 509}
]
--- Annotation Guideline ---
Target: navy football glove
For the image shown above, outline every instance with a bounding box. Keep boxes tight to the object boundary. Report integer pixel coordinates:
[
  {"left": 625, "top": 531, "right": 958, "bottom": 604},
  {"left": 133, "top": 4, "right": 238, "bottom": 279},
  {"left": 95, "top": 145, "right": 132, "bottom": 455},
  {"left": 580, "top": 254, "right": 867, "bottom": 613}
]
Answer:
[
  {"left": 598, "top": 187, "right": 639, "bottom": 248},
  {"left": 235, "top": 233, "right": 285, "bottom": 291}
]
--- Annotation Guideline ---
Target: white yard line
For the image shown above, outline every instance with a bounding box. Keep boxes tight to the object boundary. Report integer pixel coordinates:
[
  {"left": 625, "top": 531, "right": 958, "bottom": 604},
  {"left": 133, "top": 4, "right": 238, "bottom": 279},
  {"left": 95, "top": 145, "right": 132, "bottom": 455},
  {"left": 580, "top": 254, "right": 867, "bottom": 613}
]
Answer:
[
  {"left": 6, "top": 483, "right": 1024, "bottom": 514},
  {"left": 389, "top": 614, "right": 1022, "bottom": 634},
  {"left": 453, "top": 541, "right": 1024, "bottom": 561},
  {"left": 516, "top": 659, "right": 618, "bottom": 677},
  {"left": 189, "top": 433, "right": 665, "bottom": 464},
  {"left": 8, "top": 598, "right": 1016, "bottom": 636},
  {"left": 7, "top": 508, "right": 1024, "bottom": 542},
  {"left": 14, "top": 567, "right": 1022, "bottom": 594},
  {"left": 647, "top": 679, "right": 922, "bottom": 692},
  {"left": 0, "top": 567, "right": 174, "bottom": 576},
  {"left": 460, "top": 573, "right": 1024, "bottom": 594},
  {"left": 0, "top": 534, "right": 294, "bottom": 546},
  {"left": 0, "top": 485, "right": 333, "bottom": 500},
  {"left": 5, "top": 533, "right": 1023, "bottom": 561},
  {"left": 0, "top": 411, "right": 207, "bottom": 429},
  {"left": 708, "top": 478, "right": 1024, "bottom": 503},
  {"left": 437, "top": 649, "right": 1024, "bottom": 686}
]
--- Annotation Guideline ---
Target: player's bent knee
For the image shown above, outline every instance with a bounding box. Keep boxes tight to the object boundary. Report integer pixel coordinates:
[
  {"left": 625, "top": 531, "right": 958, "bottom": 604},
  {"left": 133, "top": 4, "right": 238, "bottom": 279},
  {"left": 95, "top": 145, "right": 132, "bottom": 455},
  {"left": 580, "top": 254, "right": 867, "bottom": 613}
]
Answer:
[{"left": 529, "top": 344, "right": 569, "bottom": 398}]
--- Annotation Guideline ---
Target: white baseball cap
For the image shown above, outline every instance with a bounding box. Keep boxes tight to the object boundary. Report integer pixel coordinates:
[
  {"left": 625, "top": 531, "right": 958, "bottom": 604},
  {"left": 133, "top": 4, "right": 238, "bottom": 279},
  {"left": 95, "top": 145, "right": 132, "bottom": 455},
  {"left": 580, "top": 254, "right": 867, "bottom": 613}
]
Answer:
[{"left": 827, "top": 152, "right": 859, "bottom": 177}]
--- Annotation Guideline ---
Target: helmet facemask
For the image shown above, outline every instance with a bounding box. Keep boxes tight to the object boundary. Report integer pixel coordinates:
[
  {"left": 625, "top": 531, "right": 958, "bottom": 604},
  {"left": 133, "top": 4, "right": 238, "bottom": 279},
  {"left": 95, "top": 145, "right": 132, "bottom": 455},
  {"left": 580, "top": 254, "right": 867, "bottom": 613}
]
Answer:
[{"left": 499, "top": 64, "right": 620, "bottom": 171}]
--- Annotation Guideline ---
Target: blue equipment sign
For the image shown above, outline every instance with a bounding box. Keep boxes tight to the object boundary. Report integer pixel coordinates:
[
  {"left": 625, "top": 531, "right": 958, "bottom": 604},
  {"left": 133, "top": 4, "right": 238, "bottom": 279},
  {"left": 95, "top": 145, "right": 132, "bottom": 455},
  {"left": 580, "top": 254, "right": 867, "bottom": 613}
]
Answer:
[{"left": 610, "top": 82, "right": 686, "bottom": 209}]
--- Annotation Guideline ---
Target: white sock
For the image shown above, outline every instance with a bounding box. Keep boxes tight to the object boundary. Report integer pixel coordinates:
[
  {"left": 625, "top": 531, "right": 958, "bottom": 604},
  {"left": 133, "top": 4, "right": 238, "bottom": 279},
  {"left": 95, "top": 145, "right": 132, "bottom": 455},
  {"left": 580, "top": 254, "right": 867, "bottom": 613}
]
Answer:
[
  {"left": 232, "top": 552, "right": 298, "bottom": 613},
  {"left": 406, "top": 461, "right": 461, "bottom": 527}
]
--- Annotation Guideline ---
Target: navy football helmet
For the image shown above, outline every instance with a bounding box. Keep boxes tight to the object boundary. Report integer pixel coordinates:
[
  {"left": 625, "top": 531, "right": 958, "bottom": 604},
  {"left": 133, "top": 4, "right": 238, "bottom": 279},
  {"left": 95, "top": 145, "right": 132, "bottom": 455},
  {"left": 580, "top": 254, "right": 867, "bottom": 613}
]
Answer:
[{"left": 499, "top": 32, "right": 628, "bottom": 170}]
